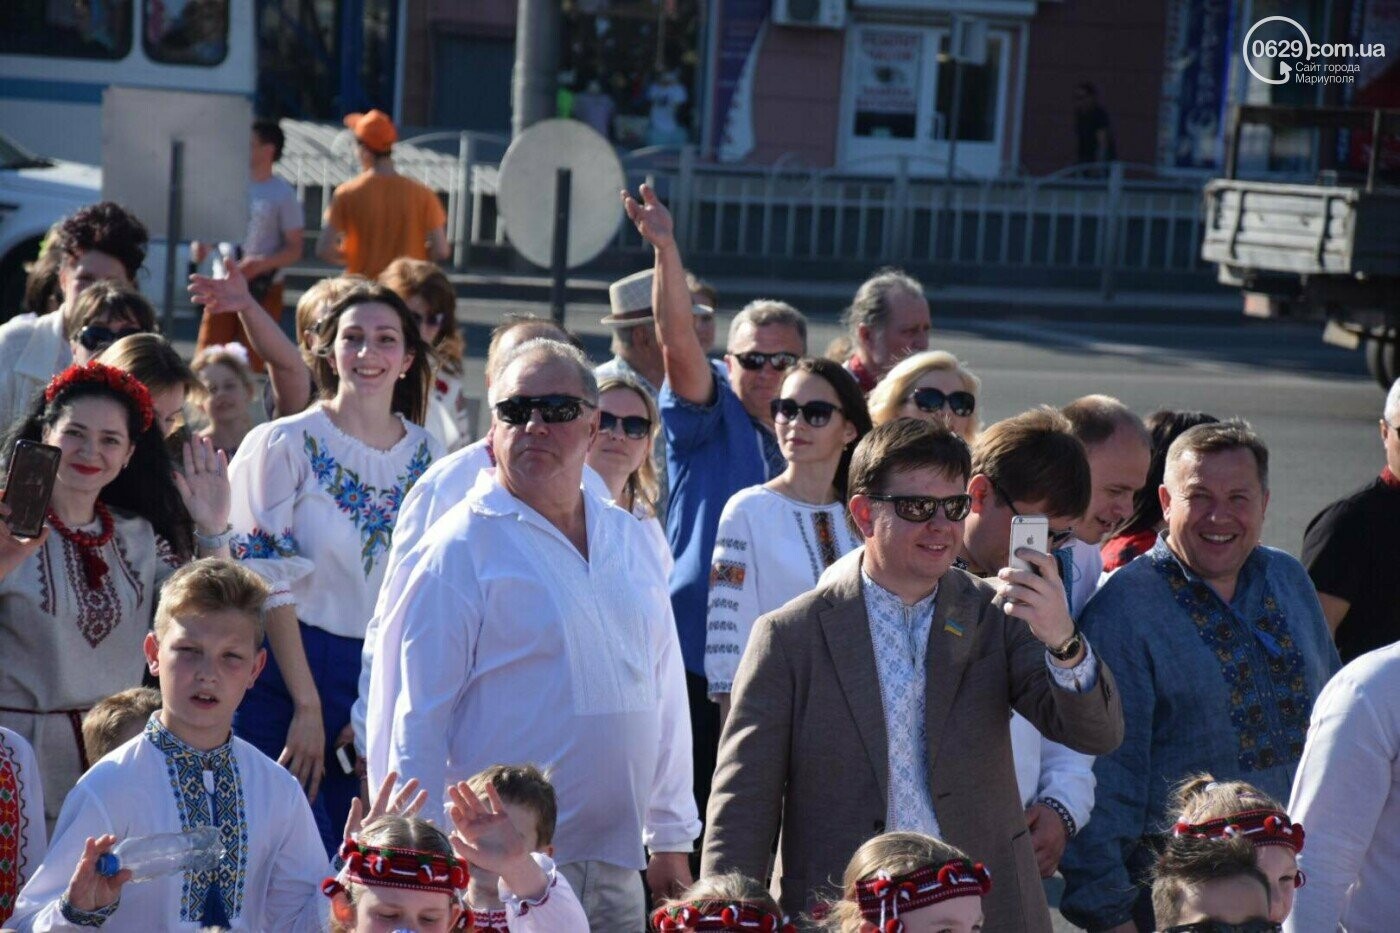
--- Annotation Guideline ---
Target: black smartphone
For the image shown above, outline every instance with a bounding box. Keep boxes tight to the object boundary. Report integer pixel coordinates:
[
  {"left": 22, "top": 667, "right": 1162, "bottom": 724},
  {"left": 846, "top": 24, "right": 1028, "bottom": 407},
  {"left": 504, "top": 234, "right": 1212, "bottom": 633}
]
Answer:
[
  {"left": 335, "top": 743, "right": 359, "bottom": 776},
  {"left": 2, "top": 440, "right": 62, "bottom": 538}
]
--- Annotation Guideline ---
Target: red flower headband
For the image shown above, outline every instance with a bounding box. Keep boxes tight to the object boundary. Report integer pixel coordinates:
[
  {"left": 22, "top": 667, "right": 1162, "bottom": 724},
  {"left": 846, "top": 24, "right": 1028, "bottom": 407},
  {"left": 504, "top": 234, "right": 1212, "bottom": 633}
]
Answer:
[
  {"left": 1173, "top": 808, "right": 1306, "bottom": 855},
  {"left": 44, "top": 362, "right": 155, "bottom": 433},
  {"left": 652, "top": 901, "right": 796, "bottom": 932},
  {"left": 855, "top": 860, "right": 992, "bottom": 933},
  {"left": 320, "top": 837, "right": 470, "bottom": 902}
]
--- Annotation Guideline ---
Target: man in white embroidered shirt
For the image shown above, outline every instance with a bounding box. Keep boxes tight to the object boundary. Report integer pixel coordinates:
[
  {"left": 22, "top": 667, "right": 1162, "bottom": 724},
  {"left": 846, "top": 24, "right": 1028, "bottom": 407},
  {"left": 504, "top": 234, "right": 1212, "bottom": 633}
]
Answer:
[
  {"left": 701, "top": 419, "right": 1123, "bottom": 932},
  {"left": 365, "top": 338, "right": 699, "bottom": 930}
]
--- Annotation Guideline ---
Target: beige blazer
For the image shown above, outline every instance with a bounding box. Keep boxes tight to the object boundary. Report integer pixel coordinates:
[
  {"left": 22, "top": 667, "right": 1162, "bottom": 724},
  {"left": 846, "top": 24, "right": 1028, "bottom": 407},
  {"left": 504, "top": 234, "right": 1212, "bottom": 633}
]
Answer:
[{"left": 701, "top": 556, "right": 1123, "bottom": 932}]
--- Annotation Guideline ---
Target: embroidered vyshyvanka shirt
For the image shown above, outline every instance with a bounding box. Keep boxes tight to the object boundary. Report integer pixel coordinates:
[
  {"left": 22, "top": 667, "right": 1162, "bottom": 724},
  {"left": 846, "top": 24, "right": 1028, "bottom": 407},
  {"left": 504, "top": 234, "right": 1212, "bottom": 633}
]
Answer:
[
  {"left": 0, "top": 510, "right": 180, "bottom": 827},
  {"left": 228, "top": 404, "right": 442, "bottom": 639},
  {"left": 12, "top": 716, "right": 327, "bottom": 931},
  {"left": 705, "top": 486, "right": 861, "bottom": 697},
  {"left": 0, "top": 728, "right": 45, "bottom": 926}
]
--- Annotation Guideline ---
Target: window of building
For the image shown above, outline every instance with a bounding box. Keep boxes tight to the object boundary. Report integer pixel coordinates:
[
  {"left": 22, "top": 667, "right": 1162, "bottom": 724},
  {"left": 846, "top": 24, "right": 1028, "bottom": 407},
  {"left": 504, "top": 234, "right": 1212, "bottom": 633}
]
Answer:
[
  {"left": 934, "top": 34, "right": 1003, "bottom": 143},
  {"left": 851, "top": 28, "right": 922, "bottom": 140},
  {"left": 143, "top": 0, "right": 229, "bottom": 66},
  {"left": 0, "top": 0, "right": 134, "bottom": 60}
]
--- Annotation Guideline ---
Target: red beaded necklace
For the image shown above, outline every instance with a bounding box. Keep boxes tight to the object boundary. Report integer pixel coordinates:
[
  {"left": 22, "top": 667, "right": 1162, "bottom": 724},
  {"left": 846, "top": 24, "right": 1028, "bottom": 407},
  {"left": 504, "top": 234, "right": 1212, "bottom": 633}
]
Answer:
[{"left": 46, "top": 503, "right": 115, "bottom": 589}]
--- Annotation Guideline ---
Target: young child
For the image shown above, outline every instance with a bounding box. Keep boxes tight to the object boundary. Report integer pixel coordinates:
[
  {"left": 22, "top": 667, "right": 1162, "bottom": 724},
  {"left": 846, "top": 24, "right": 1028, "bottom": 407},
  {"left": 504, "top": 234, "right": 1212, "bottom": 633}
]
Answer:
[
  {"left": 323, "top": 813, "right": 467, "bottom": 933},
  {"left": 81, "top": 687, "right": 162, "bottom": 766},
  {"left": 1170, "top": 774, "right": 1304, "bottom": 923},
  {"left": 1151, "top": 834, "right": 1275, "bottom": 931},
  {"left": 0, "top": 727, "right": 45, "bottom": 926},
  {"left": 10, "top": 558, "right": 329, "bottom": 931},
  {"left": 651, "top": 872, "right": 793, "bottom": 932},
  {"left": 823, "top": 832, "right": 991, "bottom": 933},
  {"left": 448, "top": 766, "right": 587, "bottom": 931}
]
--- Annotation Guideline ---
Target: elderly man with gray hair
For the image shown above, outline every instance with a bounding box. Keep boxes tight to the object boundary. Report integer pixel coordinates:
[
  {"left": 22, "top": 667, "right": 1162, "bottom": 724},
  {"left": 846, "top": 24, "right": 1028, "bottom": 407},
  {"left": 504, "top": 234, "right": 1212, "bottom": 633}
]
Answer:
[
  {"left": 1301, "top": 376, "right": 1400, "bottom": 662},
  {"left": 1061, "top": 420, "right": 1340, "bottom": 933},
  {"left": 364, "top": 337, "right": 699, "bottom": 929},
  {"left": 841, "top": 266, "right": 932, "bottom": 393}
]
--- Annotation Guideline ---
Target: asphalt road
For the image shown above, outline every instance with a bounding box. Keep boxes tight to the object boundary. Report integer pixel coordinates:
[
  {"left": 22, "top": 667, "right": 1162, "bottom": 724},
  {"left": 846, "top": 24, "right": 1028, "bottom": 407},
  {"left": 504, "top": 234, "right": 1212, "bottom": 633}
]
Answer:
[{"left": 455, "top": 297, "right": 1379, "bottom": 559}]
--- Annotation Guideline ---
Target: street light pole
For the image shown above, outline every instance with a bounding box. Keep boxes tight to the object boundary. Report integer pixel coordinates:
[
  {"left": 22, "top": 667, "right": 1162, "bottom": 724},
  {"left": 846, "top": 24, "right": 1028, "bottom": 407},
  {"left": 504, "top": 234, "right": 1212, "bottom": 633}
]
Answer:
[{"left": 512, "top": 0, "right": 561, "bottom": 138}]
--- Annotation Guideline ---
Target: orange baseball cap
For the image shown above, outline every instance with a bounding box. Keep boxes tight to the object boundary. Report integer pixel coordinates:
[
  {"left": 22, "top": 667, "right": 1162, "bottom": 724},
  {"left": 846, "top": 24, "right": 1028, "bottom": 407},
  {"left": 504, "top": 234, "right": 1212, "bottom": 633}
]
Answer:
[{"left": 343, "top": 109, "right": 397, "bottom": 153}]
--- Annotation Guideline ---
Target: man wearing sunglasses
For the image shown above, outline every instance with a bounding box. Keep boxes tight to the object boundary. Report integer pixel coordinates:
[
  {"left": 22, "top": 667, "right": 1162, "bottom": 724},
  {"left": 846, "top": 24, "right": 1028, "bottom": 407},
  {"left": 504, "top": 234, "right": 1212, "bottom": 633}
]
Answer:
[
  {"left": 840, "top": 267, "right": 931, "bottom": 393},
  {"left": 702, "top": 419, "right": 1122, "bottom": 932},
  {"left": 623, "top": 183, "right": 807, "bottom": 836},
  {"left": 365, "top": 338, "right": 699, "bottom": 930}
]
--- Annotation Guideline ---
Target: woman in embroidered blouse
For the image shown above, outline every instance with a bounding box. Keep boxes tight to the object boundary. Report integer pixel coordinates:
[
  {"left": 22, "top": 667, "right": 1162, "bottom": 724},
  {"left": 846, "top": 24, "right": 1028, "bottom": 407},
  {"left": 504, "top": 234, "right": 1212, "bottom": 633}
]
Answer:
[
  {"left": 380, "top": 258, "right": 471, "bottom": 452},
  {"left": 228, "top": 282, "right": 442, "bottom": 854},
  {"left": 0, "top": 362, "right": 230, "bottom": 830},
  {"left": 705, "top": 358, "right": 871, "bottom": 721},
  {"left": 586, "top": 374, "right": 672, "bottom": 576}
]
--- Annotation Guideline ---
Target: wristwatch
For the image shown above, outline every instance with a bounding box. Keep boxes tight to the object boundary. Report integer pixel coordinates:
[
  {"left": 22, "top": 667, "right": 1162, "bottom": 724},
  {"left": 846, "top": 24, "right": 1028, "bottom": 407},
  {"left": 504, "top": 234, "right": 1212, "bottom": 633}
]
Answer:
[{"left": 1048, "top": 628, "right": 1084, "bottom": 662}]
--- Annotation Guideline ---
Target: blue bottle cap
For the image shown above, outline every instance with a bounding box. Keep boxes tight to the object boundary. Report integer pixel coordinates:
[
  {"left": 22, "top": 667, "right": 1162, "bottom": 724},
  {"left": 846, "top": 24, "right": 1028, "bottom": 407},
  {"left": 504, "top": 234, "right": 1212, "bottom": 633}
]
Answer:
[{"left": 95, "top": 853, "right": 120, "bottom": 877}]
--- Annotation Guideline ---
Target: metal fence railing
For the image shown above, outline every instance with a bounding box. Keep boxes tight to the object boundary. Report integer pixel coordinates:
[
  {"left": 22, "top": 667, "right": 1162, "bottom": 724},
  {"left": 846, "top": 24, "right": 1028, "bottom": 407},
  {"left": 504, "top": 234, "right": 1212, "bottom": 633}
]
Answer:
[{"left": 279, "top": 121, "right": 1209, "bottom": 295}]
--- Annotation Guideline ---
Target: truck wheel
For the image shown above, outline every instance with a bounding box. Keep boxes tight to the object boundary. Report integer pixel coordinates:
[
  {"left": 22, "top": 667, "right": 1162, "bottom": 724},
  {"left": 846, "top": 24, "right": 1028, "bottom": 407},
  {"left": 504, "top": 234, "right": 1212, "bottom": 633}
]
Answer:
[{"left": 1366, "top": 335, "right": 1399, "bottom": 390}]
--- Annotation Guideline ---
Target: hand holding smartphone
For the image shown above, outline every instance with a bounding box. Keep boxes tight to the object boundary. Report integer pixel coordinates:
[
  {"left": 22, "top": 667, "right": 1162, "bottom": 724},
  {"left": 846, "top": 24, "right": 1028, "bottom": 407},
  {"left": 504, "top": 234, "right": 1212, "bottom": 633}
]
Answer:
[
  {"left": 3, "top": 440, "right": 62, "bottom": 539},
  {"left": 1007, "top": 514, "right": 1050, "bottom": 574}
]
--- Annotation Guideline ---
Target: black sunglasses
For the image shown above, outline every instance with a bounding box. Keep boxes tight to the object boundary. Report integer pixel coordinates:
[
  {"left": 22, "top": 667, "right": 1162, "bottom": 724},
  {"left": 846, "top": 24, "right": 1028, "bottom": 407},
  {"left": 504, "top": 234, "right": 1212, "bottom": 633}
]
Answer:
[
  {"left": 599, "top": 411, "right": 651, "bottom": 439},
  {"left": 493, "top": 394, "right": 596, "bottom": 426},
  {"left": 1159, "top": 918, "right": 1282, "bottom": 924},
  {"left": 730, "top": 351, "right": 799, "bottom": 372},
  {"left": 908, "top": 387, "right": 976, "bottom": 417},
  {"left": 770, "top": 398, "right": 842, "bottom": 427},
  {"left": 77, "top": 324, "right": 144, "bottom": 353},
  {"left": 866, "top": 493, "right": 972, "bottom": 523},
  {"left": 989, "top": 479, "right": 1076, "bottom": 547}
]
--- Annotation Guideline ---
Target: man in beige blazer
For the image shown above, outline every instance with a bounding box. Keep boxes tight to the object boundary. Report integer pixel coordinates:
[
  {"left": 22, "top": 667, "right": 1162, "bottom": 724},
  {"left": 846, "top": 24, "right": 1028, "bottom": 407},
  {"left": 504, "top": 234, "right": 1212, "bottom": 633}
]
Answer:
[{"left": 701, "top": 419, "right": 1124, "bottom": 932}]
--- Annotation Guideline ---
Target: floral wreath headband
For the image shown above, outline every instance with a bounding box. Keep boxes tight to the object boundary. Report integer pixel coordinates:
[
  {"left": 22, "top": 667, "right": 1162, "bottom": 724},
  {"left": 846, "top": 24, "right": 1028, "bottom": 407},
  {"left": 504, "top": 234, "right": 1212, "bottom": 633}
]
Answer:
[
  {"left": 1173, "top": 808, "right": 1306, "bottom": 855},
  {"left": 652, "top": 901, "right": 796, "bottom": 932},
  {"left": 44, "top": 362, "right": 155, "bottom": 433},
  {"left": 855, "top": 859, "right": 992, "bottom": 933},
  {"left": 320, "top": 837, "right": 470, "bottom": 903}
]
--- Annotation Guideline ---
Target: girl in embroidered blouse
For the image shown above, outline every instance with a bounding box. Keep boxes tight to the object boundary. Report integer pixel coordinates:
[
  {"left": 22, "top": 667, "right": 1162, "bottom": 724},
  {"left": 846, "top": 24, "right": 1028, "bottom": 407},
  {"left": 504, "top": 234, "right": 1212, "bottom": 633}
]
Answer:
[
  {"left": 191, "top": 343, "right": 258, "bottom": 458},
  {"left": 0, "top": 362, "right": 230, "bottom": 830},
  {"left": 1169, "top": 774, "right": 1304, "bottom": 923},
  {"left": 705, "top": 358, "right": 871, "bottom": 722},
  {"left": 586, "top": 375, "right": 671, "bottom": 574},
  {"left": 228, "top": 282, "right": 442, "bottom": 855},
  {"left": 823, "top": 832, "right": 990, "bottom": 933},
  {"left": 380, "top": 258, "right": 471, "bottom": 452}
]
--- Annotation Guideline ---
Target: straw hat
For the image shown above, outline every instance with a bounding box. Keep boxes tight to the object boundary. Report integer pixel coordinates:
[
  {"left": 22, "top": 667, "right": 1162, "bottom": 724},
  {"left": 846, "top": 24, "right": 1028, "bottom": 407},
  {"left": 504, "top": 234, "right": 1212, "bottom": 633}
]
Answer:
[{"left": 604, "top": 269, "right": 713, "bottom": 324}]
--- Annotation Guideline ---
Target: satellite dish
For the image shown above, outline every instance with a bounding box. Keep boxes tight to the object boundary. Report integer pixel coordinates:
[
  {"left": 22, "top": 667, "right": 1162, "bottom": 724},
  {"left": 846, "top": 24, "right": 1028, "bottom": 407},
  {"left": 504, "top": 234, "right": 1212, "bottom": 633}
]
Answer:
[{"left": 496, "top": 119, "right": 627, "bottom": 269}]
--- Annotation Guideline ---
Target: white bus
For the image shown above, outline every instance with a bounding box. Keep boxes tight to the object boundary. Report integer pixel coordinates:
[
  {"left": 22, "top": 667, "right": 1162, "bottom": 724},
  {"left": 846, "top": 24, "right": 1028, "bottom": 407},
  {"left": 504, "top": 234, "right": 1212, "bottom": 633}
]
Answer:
[{"left": 0, "top": 0, "right": 256, "bottom": 166}]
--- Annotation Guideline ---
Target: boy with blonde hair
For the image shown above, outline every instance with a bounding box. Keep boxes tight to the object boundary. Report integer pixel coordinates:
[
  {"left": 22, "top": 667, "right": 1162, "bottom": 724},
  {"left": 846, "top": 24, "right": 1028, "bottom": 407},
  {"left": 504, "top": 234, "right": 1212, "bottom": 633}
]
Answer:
[
  {"left": 81, "top": 688, "right": 162, "bottom": 766},
  {"left": 12, "top": 559, "right": 328, "bottom": 931}
]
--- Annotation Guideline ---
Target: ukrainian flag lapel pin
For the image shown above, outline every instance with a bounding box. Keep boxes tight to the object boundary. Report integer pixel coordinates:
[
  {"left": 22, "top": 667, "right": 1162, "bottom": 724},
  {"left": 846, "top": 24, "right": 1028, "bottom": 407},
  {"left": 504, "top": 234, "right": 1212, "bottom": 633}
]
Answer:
[{"left": 943, "top": 619, "right": 964, "bottom": 637}]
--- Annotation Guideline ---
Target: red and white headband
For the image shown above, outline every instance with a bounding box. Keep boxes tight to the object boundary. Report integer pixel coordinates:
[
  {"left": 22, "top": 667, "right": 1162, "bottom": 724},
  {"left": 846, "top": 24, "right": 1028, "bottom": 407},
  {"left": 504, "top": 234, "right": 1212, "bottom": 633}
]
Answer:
[
  {"left": 855, "top": 860, "right": 992, "bottom": 933},
  {"left": 1173, "top": 808, "right": 1306, "bottom": 855},
  {"left": 651, "top": 901, "right": 796, "bottom": 932},
  {"left": 321, "top": 837, "right": 469, "bottom": 901}
]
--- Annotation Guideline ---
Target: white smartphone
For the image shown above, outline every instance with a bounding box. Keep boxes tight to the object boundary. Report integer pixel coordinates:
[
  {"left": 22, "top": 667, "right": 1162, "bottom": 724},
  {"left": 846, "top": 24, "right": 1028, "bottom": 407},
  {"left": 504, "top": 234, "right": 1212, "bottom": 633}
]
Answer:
[{"left": 1008, "top": 514, "right": 1049, "bottom": 573}]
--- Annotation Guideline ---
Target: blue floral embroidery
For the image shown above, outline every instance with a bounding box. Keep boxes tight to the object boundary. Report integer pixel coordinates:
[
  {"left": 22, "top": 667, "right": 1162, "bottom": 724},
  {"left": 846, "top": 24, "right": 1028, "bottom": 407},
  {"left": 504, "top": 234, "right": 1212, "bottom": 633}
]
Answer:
[
  {"left": 302, "top": 433, "right": 433, "bottom": 575},
  {"left": 1150, "top": 551, "right": 1311, "bottom": 774},
  {"left": 231, "top": 528, "right": 297, "bottom": 560}
]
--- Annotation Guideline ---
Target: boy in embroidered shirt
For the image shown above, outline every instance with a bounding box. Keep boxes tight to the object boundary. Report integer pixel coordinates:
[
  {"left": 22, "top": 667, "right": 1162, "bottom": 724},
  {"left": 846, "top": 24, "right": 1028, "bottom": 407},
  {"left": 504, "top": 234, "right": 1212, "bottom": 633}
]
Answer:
[
  {"left": 81, "top": 688, "right": 162, "bottom": 766},
  {"left": 449, "top": 766, "right": 586, "bottom": 932},
  {"left": 11, "top": 558, "right": 329, "bottom": 931}
]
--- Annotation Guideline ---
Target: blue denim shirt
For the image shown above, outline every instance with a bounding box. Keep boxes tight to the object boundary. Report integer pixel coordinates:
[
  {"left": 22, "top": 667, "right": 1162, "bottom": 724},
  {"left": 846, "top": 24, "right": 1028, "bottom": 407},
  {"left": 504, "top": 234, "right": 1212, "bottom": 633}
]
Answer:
[
  {"left": 661, "top": 361, "right": 784, "bottom": 675},
  {"left": 1059, "top": 534, "right": 1340, "bottom": 931}
]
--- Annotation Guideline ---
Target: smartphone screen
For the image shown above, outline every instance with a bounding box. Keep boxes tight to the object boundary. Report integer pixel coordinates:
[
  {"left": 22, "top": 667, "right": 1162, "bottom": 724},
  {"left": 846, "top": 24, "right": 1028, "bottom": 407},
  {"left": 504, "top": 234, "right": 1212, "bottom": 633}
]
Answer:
[
  {"left": 1008, "top": 514, "right": 1049, "bottom": 573},
  {"left": 3, "top": 440, "right": 62, "bottom": 539}
]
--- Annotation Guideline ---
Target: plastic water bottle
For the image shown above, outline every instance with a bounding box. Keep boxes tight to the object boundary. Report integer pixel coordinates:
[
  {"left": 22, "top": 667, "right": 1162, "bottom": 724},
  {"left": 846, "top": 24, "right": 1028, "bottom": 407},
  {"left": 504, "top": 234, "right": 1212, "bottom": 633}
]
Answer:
[{"left": 95, "top": 827, "right": 224, "bottom": 881}]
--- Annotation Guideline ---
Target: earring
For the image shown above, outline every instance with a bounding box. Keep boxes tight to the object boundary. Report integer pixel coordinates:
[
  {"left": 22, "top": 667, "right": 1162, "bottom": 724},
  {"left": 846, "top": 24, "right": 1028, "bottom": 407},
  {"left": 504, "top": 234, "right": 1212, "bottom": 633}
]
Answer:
[{"left": 398, "top": 371, "right": 407, "bottom": 380}]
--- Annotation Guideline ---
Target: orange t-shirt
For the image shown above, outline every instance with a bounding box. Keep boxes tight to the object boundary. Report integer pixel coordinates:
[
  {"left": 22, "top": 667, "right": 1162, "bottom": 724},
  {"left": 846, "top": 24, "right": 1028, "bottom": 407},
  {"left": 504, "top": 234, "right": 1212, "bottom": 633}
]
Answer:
[{"left": 325, "top": 172, "right": 448, "bottom": 277}]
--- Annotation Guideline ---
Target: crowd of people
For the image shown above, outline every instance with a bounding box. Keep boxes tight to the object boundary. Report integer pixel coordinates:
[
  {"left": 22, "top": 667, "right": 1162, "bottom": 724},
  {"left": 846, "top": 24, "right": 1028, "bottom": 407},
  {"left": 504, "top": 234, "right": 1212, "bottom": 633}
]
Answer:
[{"left": 0, "top": 113, "right": 1395, "bottom": 933}]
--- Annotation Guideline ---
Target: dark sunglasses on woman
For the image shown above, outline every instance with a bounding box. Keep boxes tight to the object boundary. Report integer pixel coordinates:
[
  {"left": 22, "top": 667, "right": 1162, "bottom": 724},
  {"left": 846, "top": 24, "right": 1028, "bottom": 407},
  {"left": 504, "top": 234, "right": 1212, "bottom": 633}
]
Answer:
[
  {"left": 731, "top": 351, "right": 799, "bottom": 372},
  {"left": 908, "top": 386, "right": 976, "bottom": 418},
  {"left": 770, "top": 398, "right": 842, "bottom": 427},
  {"left": 599, "top": 411, "right": 652, "bottom": 439},
  {"left": 493, "top": 394, "right": 595, "bottom": 426},
  {"left": 77, "top": 324, "right": 145, "bottom": 353},
  {"left": 865, "top": 493, "right": 973, "bottom": 523}
]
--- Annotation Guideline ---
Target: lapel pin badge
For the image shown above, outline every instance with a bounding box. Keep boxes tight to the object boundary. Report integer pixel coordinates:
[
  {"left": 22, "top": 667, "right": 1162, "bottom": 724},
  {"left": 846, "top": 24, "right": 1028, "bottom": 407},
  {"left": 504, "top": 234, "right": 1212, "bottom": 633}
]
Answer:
[{"left": 943, "top": 620, "right": 964, "bottom": 637}]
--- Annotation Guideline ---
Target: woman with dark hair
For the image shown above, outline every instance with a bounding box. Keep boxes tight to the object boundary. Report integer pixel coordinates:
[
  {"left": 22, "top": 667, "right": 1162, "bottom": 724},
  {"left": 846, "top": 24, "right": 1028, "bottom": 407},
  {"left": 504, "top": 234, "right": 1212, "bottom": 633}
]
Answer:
[
  {"left": 704, "top": 357, "right": 872, "bottom": 721},
  {"left": 379, "top": 258, "right": 470, "bottom": 451},
  {"left": 227, "top": 282, "right": 443, "bottom": 853},
  {"left": 1100, "top": 409, "right": 1219, "bottom": 573},
  {"left": 0, "top": 362, "right": 229, "bottom": 829}
]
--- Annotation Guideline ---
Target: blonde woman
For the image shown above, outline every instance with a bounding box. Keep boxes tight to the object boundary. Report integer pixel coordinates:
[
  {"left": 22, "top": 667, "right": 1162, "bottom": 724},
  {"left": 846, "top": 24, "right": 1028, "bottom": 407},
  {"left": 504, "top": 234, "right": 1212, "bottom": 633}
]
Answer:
[
  {"left": 585, "top": 375, "right": 671, "bottom": 577},
  {"left": 867, "top": 350, "right": 982, "bottom": 440},
  {"left": 191, "top": 344, "right": 258, "bottom": 457}
]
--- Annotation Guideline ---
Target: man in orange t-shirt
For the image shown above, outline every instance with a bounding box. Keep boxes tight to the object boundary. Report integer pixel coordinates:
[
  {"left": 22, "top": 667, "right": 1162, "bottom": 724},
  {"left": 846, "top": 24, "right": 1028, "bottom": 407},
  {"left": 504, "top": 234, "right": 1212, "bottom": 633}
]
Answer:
[{"left": 318, "top": 109, "right": 450, "bottom": 278}]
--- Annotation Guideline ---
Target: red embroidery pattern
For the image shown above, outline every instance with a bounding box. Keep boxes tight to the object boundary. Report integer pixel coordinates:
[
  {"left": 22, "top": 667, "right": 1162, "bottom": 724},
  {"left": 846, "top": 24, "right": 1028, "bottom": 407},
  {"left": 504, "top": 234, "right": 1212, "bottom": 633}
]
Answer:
[
  {"left": 710, "top": 560, "right": 747, "bottom": 589},
  {"left": 812, "top": 511, "right": 840, "bottom": 567},
  {"left": 0, "top": 734, "right": 29, "bottom": 924},
  {"left": 37, "top": 530, "right": 146, "bottom": 648}
]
